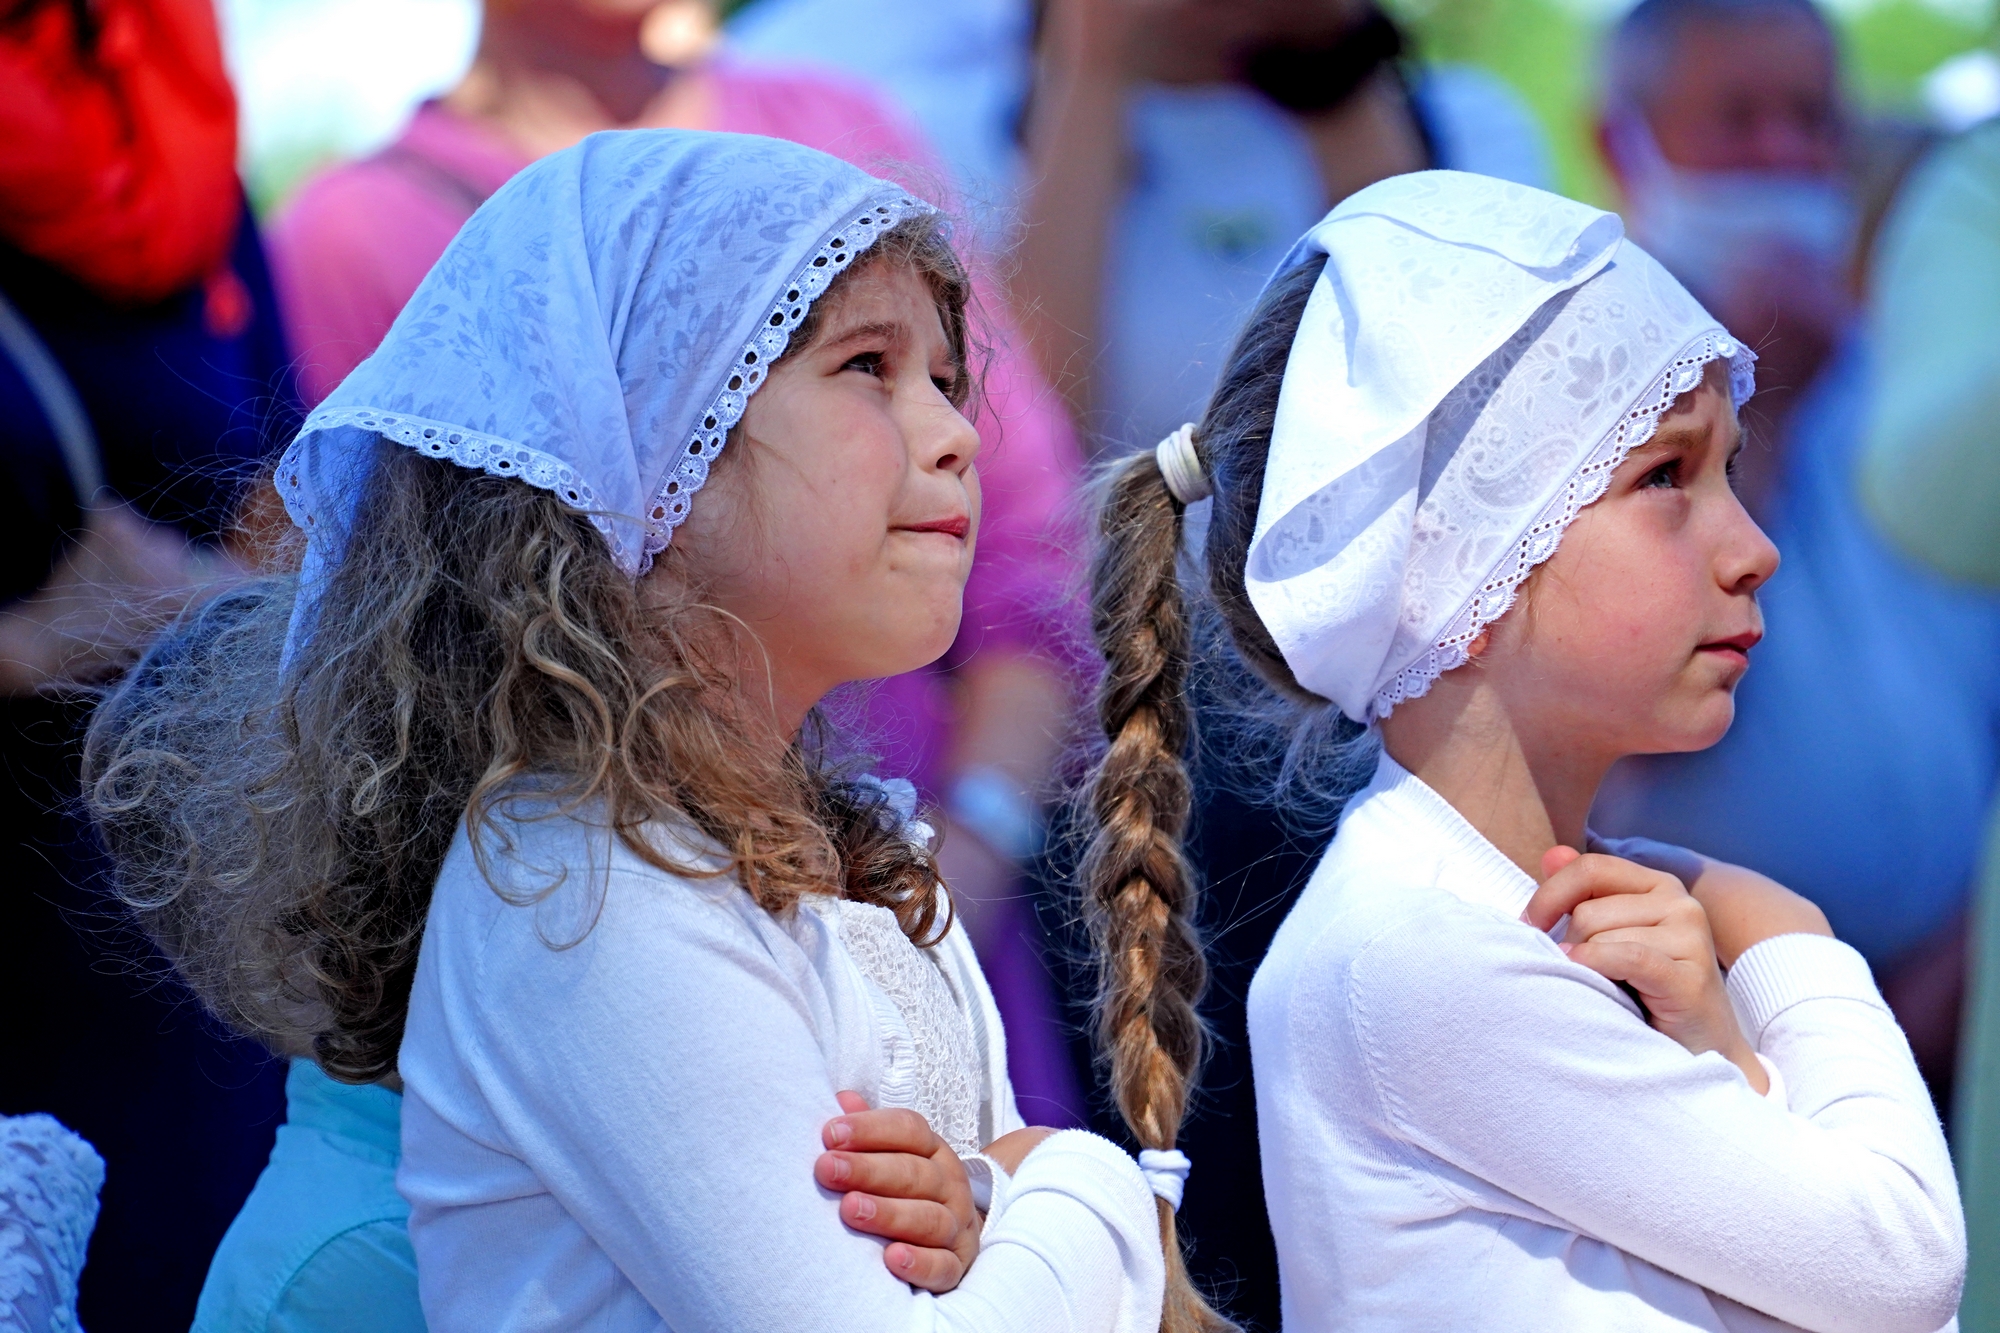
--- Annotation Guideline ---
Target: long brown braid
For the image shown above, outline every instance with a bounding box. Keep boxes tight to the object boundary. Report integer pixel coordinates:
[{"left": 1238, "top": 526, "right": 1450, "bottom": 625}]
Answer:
[
  {"left": 1078, "top": 253, "right": 1328, "bottom": 1333},
  {"left": 1079, "top": 450, "right": 1233, "bottom": 1333}
]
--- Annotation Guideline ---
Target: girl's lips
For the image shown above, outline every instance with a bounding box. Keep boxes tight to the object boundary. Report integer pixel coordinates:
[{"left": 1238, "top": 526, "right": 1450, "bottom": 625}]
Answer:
[
  {"left": 899, "top": 515, "right": 969, "bottom": 540},
  {"left": 1697, "top": 631, "right": 1761, "bottom": 662}
]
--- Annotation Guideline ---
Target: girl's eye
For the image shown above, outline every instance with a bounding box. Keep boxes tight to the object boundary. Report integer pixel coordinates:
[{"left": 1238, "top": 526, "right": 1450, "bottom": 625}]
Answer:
[
  {"left": 1640, "top": 459, "right": 1681, "bottom": 490},
  {"left": 842, "top": 351, "right": 886, "bottom": 378}
]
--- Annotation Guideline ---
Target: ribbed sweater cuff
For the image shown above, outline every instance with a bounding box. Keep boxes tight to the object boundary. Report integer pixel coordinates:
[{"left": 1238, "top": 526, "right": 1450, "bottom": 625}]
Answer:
[{"left": 1726, "top": 933, "right": 1885, "bottom": 1041}]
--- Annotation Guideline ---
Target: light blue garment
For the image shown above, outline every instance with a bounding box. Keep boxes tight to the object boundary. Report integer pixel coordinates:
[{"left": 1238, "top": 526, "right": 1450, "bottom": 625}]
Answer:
[
  {"left": 1096, "top": 85, "right": 1328, "bottom": 450},
  {"left": 192, "top": 1062, "right": 423, "bottom": 1333},
  {"left": 1095, "top": 75, "right": 1554, "bottom": 450},
  {"left": 274, "top": 129, "right": 931, "bottom": 664},
  {"left": 1596, "top": 334, "right": 2000, "bottom": 967},
  {"left": 730, "top": 0, "right": 1553, "bottom": 451}
]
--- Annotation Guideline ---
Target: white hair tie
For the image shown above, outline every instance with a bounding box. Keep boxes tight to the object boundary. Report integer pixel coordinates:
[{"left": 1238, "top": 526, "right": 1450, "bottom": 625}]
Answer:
[
  {"left": 1154, "top": 423, "right": 1209, "bottom": 505},
  {"left": 1137, "top": 1148, "right": 1192, "bottom": 1212}
]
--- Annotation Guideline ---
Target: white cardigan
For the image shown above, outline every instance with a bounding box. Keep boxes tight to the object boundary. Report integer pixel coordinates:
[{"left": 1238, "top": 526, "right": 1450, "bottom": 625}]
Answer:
[
  {"left": 396, "top": 803, "right": 1164, "bottom": 1332},
  {"left": 1250, "top": 753, "right": 1964, "bottom": 1333}
]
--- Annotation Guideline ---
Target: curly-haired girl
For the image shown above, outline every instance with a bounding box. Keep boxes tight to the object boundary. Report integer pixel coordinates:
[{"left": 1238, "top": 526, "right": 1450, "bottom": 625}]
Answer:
[
  {"left": 86, "top": 130, "right": 1180, "bottom": 1331},
  {"left": 1076, "top": 170, "right": 1964, "bottom": 1332}
]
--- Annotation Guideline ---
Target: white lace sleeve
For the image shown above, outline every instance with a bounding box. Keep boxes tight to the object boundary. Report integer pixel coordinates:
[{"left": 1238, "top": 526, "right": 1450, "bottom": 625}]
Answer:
[{"left": 0, "top": 1116, "right": 104, "bottom": 1333}]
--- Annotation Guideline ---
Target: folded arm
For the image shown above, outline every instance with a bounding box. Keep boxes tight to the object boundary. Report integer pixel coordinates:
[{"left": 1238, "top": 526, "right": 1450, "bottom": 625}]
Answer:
[
  {"left": 450, "top": 869, "right": 1163, "bottom": 1332},
  {"left": 1348, "top": 905, "right": 1962, "bottom": 1333}
]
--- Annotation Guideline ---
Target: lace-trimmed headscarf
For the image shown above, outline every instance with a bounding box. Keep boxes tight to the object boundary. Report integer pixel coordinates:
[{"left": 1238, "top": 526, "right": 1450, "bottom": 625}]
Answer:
[
  {"left": 276, "top": 129, "right": 929, "bottom": 660},
  {"left": 1243, "top": 170, "right": 1755, "bottom": 724}
]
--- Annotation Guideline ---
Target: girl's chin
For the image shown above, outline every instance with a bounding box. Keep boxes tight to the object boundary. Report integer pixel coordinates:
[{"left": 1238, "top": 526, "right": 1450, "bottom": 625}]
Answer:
[
  {"left": 857, "top": 620, "right": 965, "bottom": 680},
  {"left": 1645, "top": 697, "right": 1738, "bottom": 756}
]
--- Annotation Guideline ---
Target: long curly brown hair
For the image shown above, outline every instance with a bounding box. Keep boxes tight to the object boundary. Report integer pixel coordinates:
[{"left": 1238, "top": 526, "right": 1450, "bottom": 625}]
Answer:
[{"left": 83, "top": 213, "right": 971, "bottom": 1085}]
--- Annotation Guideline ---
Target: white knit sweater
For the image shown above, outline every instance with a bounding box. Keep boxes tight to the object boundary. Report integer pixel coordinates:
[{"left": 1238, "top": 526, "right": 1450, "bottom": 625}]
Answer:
[
  {"left": 396, "top": 803, "right": 1164, "bottom": 1332},
  {"left": 1250, "top": 753, "right": 1964, "bottom": 1333}
]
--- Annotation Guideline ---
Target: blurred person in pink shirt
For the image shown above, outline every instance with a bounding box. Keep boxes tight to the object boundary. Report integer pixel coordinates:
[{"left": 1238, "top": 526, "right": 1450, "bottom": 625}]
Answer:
[{"left": 265, "top": 0, "right": 1086, "bottom": 1122}]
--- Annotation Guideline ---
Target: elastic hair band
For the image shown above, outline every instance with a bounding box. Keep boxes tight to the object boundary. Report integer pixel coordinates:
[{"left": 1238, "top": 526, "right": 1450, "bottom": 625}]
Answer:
[
  {"left": 1154, "top": 423, "right": 1210, "bottom": 505},
  {"left": 1138, "top": 1148, "right": 1192, "bottom": 1212}
]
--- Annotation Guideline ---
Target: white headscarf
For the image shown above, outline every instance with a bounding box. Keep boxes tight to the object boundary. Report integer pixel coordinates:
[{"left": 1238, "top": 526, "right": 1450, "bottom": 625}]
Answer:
[
  {"left": 275, "top": 130, "right": 929, "bottom": 666},
  {"left": 1242, "top": 171, "right": 1755, "bottom": 724}
]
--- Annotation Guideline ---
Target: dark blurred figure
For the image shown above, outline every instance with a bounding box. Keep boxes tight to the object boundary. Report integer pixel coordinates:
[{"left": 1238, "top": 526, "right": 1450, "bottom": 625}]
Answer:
[
  {"left": 1856, "top": 115, "right": 2000, "bottom": 1331},
  {"left": 0, "top": 2, "right": 297, "bottom": 1327},
  {"left": 1592, "top": 0, "right": 2000, "bottom": 1119}
]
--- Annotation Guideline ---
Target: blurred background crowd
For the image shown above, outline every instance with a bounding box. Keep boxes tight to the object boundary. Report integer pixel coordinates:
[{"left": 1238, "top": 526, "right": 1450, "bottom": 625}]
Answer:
[{"left": 2, "top": 0, "right": 1998, "bottom": 1329}]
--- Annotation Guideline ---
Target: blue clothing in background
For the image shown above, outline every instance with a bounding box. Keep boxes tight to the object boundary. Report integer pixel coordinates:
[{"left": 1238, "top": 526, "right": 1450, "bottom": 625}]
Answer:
[
  {"left": 195, "top": 1062, "right": 423, "bottom": 1333},
  {"left": 0, "top": 198, "right": 297, "bottom": 1333},
  {"left": 1093, "top": 71, "right": 1551, "bottom": 450},
  {"left": 1598, "top": 334, "right": 2000, "bottom": 968}
]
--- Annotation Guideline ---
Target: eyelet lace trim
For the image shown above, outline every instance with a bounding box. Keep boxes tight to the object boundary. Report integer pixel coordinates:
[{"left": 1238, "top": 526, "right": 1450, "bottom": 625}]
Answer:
[
  {"left": 1372, "top": 331, "right": 1755, "bottom": 721},
  {"left": 639, "top": 195, "right": 930, "bottom": 569},
  {"left": 278, "top": 193, "right": 931, "bottom": 576},
  {"left": 277, "top": 409, "right": 626, "bottom": 563}
]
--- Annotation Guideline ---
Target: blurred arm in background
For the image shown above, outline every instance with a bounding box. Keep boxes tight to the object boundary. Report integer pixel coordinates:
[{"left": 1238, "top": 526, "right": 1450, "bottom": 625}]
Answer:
[
  {"left": 1013, "top": 0, "right": 1428, "bottom": 428},
  {"left": 1860, "top": 121, "right": 2000, "bottom": 586},
  {"left": 0, "top": 501, "right": 238, "bottom": 696}
]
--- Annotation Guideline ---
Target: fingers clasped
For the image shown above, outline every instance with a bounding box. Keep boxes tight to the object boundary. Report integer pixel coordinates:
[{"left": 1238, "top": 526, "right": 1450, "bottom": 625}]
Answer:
[{"left": 1524, "top": 848, "right": 1763, "bottom": 1089}]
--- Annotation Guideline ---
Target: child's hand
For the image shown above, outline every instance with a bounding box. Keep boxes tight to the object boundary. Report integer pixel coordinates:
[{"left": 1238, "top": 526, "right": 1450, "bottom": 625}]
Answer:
[
  {"left": 817, "top": 1093, "right": 980, "bottom": 1293},
  {"left": 1589, "top": 834, "right": 1832, "bottom": 968},
  {"left": 1526, "top": 848, "right": 1767, "bottom": 1094}
]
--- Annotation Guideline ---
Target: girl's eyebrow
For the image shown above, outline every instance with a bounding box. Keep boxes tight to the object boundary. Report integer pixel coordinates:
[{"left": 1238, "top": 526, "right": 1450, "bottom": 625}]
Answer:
[
  {"left": 1641, "top": 424, "right": 1705, "bottom": 454},
  {"left": 817, "top": 318, "right": 903, "bottom": 349},
  {"left": 1634, "top": 419, "right": 1739, "bottom": 463},
  {"left": 1620, "top": 427, "right": 1697, "bottom": 470}
]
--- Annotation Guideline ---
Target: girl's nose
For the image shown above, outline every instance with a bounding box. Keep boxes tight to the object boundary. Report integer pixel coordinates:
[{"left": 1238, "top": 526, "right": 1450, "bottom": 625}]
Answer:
[
  {"left": 922, "top": 400, "right": 980, "bottom": 477},
  {"left": 1722, "top": 503, "right": 1781, "bottom": 595}
]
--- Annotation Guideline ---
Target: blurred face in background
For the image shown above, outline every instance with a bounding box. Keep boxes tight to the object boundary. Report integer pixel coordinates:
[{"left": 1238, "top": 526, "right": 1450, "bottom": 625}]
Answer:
[
  {"left": 1640, "top": 10, "right": 1842, "bottom": 174},
  {"left": 1599, "top": 2, "right": 1852, "bottom": 515},
  {"left": 482, "top": 0, "right": 714, "bottom": 55},
  {"left": 1600, "top": 4, "right": 1853, "bottom": 291}
]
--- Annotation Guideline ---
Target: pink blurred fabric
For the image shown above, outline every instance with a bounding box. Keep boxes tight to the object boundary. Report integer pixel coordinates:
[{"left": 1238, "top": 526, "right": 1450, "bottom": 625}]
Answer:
[{"left": 267, "top": 56, "right": 1086, "bottom": 1121}]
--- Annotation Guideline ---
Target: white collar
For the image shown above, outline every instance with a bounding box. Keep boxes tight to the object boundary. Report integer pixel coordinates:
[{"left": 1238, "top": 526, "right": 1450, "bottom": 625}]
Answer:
[{"left": 1357, "top": 750, "right": 1540, "bottom": 921}]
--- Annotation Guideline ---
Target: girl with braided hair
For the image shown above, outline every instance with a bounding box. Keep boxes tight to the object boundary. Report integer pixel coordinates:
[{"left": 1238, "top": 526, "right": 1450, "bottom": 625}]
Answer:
[{"left": 1078, "top": 170, "right": 1963, "bottom": 1332}]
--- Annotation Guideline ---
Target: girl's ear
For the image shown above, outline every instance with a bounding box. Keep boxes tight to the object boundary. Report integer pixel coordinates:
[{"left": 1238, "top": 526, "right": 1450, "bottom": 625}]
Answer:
[{"left": 1465, "top": 628, "right": 1493, "bottom": 660}]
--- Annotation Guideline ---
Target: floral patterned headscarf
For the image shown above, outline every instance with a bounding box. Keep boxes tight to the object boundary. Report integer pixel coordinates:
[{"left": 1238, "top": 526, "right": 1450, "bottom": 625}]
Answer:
[
  {"left": 277, "top": 129, "right": 928, "bottom": 663},
  {"left": 1245, "top": 170, "right": 1755, "bottom": 723}
]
